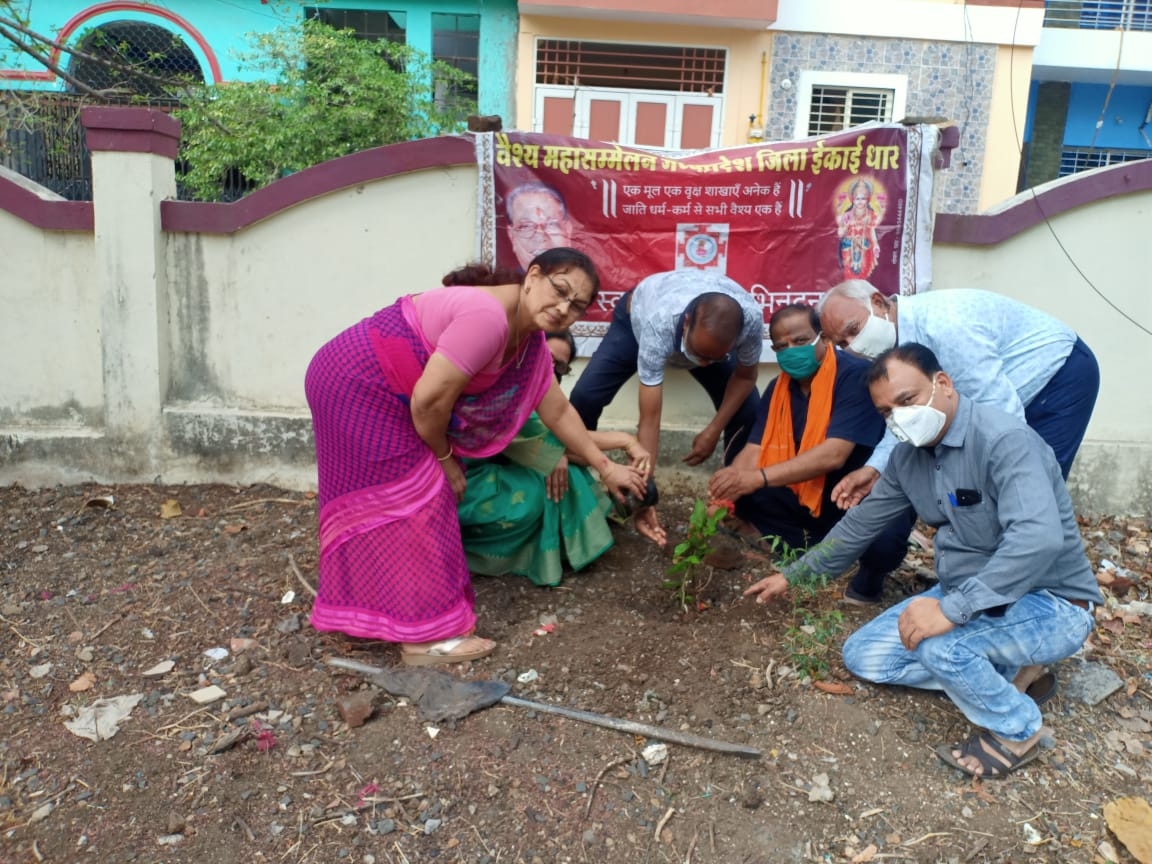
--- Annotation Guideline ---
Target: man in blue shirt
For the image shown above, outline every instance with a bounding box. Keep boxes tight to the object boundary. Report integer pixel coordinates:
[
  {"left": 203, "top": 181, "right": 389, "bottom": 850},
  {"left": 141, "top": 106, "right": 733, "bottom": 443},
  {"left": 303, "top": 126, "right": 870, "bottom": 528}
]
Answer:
[
  {"left": 818, "top": 283, "right": 1098, "bottom": 503},
  {"left": 570, "top": 270, "right": 762, "bottom": 546},
  {"left": 745, "top": 343, "right": 1101, "bottom": 779},
  {"left": 708, "top": 304, "right": 913, "bottom": 603}
]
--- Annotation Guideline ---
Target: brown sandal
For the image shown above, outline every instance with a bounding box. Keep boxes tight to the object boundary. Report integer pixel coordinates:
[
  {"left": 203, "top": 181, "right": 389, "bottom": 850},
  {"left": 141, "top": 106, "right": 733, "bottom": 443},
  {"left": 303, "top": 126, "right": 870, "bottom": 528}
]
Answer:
[{"left": 400, "top": 636, "right": 496, "bottom": 666}]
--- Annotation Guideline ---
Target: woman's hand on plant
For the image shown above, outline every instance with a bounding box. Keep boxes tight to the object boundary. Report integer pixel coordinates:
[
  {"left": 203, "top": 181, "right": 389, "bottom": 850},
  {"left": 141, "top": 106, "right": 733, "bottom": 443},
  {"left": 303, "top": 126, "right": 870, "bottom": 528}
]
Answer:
[
  {"left": 623, "top": 438, "right": 652, "bottom": 479},
  {"left": 441, "top": 457, "right": 467, "bottom": 503},
  {"left": 545, "top": 456, "right": 569, "bottom": 502},
  {"left": 635, "top": 506, "right": 667, "bottom": 547},
  {"left": 743, "top": 572, "right": 789, "bottom": 604},
  {"left": 603, "top": 461, "right": 646, "bottom": 503}
]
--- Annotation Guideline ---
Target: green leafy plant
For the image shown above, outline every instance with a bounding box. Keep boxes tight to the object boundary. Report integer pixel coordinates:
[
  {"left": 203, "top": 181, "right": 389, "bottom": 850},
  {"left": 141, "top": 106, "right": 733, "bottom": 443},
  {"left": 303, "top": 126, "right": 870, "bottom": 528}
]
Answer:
[
  {"left": 175, "top": 19, "right": 476, "bottom": 201},
  {"left": 781, "top": 556, "right": 845, "bottom": 681},
  {"left": 664, "top": 498, "right": 728, "bottom": 612}
]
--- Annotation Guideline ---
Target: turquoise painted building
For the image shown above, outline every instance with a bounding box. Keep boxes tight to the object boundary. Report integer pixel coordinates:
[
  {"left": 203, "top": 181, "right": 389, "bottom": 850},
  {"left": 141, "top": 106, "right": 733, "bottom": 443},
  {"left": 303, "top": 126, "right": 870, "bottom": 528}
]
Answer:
[{"left": 0, "top": 0, "right": 517, "bottom": 120}]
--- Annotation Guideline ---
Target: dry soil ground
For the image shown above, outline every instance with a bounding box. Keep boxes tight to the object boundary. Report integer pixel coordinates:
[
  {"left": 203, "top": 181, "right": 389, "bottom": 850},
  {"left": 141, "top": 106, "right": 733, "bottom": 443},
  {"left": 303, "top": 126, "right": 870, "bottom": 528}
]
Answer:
[{"left": 1, "top": 475, "right": 1150, "bottom": 864}]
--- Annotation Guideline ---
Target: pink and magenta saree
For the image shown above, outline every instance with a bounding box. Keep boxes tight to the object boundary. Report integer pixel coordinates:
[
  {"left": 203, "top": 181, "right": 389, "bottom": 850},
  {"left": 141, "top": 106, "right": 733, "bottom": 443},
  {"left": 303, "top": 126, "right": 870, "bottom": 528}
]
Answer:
[{"left": 305, "top": 294, "right": 552, "bottom": 643}]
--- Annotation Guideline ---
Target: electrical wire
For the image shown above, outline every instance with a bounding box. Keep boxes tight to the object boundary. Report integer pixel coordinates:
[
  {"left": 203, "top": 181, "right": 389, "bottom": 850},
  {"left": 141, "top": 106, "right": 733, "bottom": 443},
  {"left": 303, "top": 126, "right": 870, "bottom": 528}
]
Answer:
[{"left": 998, "top": 0, "right": 1152, "bottom": 336}]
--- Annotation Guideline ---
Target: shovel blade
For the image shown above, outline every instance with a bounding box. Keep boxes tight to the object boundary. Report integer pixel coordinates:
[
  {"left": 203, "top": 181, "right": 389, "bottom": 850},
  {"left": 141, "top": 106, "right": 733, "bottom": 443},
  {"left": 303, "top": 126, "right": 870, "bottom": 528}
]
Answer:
[{"left": 326, "top": 657, "right": 511, "bottom": 723}]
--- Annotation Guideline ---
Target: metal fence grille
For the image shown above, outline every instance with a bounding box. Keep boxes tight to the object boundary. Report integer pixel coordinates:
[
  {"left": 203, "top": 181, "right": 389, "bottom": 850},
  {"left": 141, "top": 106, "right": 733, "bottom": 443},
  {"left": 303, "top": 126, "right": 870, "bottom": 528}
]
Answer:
[
  {"left": 0, "top": 93, "right": 253, "bottom": 201},
  {"left": 1043, "top": 0, "right": 1152, "bottom": 31},
  {"left": 69, "top": 20, "right": 205, "bottom": 97},
  {"left": 806, "top": 86, "right": 893, "bottom": 136},
  {"left": 536, "top": 40, "right": 726, "bottom": 94},
  {"left": 1059, "top": 146, "right": 1152, "bottom": 175}
]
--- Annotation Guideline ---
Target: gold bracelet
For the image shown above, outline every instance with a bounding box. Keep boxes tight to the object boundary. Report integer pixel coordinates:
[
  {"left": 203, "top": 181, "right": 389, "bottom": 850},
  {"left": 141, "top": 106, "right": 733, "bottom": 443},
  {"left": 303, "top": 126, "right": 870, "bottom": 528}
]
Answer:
[{"left": 436, "top": 444, "right": 454, "bottom": 462}]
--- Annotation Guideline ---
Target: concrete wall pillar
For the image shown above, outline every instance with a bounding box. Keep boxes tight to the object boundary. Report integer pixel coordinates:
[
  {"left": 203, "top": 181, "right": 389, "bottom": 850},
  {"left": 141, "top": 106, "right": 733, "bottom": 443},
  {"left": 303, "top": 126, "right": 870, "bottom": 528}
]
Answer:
[{"left": 82, "top": 108, "right": 179, "bottom": 441}]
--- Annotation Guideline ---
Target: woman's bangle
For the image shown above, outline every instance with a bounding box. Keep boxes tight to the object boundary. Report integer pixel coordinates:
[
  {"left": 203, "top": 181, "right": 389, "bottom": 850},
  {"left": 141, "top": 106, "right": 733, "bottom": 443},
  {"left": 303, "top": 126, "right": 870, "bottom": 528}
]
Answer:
[
  {"left": 760, "top": 468, "right": 769, "bottom": 488},
  {"left": 436, "top": 444, "right": 454, "bottom": 463}
]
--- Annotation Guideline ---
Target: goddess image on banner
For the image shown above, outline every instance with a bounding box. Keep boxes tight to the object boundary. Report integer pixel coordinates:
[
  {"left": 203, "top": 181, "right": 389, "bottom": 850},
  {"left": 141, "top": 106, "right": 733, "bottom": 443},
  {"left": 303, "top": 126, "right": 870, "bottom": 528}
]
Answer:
[{"left": 474, "top": 124, "right": 940, "bottom": 346}]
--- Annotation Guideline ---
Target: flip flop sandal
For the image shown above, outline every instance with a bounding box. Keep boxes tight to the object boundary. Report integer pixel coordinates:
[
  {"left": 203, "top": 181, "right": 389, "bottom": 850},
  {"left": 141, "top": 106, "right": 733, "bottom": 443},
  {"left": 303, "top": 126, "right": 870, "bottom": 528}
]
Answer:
[
  {"left": 1024, "top": 672, "right": 1058, "bottom": 707},
  {"left": 401, "top": 636, "right": 495, "bottom": 667},
  {"left": 716, "top": 524, "right": 776, "bottom": 554},
  {"left": 935, "top": 731, "right": 1041, "bottom": 780}
]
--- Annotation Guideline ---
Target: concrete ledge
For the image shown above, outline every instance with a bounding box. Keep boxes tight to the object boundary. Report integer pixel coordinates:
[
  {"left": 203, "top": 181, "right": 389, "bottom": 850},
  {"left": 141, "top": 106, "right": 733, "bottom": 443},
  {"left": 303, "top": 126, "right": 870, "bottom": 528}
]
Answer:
[{"left": 1, "top": 418, "right": 1148, "bottom": 517}]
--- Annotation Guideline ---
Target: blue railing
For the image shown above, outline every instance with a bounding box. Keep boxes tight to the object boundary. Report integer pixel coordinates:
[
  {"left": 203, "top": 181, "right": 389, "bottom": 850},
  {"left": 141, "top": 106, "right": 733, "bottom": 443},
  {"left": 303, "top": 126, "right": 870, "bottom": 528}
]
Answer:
[{"left": 1044, "top": 0, "right": 1152, "bottom": 31}]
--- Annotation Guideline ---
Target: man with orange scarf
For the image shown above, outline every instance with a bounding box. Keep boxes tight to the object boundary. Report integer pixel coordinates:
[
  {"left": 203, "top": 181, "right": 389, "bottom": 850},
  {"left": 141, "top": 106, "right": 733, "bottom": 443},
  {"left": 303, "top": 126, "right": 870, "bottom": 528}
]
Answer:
[{"left": 708, "top": 304, "right": 914, "bottom": 604}]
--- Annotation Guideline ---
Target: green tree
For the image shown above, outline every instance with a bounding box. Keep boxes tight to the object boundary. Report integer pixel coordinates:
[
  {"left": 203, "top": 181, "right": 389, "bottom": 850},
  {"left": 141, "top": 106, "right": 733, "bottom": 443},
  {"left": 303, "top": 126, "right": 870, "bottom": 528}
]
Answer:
[{"left": 175, "top": 19, "right": 476, "bottom": 201}]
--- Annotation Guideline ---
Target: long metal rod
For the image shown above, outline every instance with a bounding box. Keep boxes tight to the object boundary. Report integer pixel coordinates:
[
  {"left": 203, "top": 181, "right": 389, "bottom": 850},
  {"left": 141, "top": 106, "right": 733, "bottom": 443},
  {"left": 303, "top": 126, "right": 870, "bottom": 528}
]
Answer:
[
  {"left": 327, "top": 657, "right": 760, "bottom": 759},
  {"left": 498, "top": 695, "right": 762, "bottom": 759}
]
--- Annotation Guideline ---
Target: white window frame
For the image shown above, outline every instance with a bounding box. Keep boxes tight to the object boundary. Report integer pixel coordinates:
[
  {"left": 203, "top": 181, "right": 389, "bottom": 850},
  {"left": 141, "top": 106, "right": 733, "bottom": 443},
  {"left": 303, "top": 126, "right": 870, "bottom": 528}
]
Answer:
[
  {"left": 792, "top": 70, "right": 908, "bottom": 139},
  {"left": 534, "top": 86, "right": 723, "bottom": 149}
]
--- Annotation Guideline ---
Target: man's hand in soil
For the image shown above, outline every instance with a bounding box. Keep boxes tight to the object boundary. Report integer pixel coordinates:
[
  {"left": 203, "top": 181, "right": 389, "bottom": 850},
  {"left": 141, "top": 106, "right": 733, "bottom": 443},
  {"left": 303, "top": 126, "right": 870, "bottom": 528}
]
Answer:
[
  {"left": 683, "top": 426, "right": 721, "bottom": 466},
  {"left": 743, "top": 573, "right": 789, "bottom": 604},
  {"left": 897, "top": 596, "right": 954, "bottom": 650}
]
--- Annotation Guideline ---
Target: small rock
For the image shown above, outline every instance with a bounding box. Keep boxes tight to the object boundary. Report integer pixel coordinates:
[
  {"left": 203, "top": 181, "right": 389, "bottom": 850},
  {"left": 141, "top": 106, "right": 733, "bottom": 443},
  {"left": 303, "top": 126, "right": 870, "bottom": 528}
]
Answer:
[
  {"left": 375, "top": 819, "right": 396, "bottom": 835},
  {"left": 76, "top": 647, "right": 94, "bottom": 663},
  {"left": 286, "top": 641, "right": 312, "bottom": 667},
  {"left": 582, "top": 829, "right": 597, "bottom": 844},
  {"left": 424, "top": 818, "right": 442, "bottom": 835},
  {"left": 1063, "top": 659, "right": 1124, "bottom": 706},
  {"left": 29, "top": 801, "right": 53, "bottom": 823},
  {"left": 641, "top": 742, "right": 668, "bottom": 766},
  {"left": 188, "top": 685, "right": 227, "bottom": 705},
  {"left": 277, "top": 614, "right": 302, "bottom": 634},
  {"left": 335, "top": 692, "right": 376, "bottom": 728},
  {"left": 29, "top": 663, "right": 53, "bottom": 680},
  {"left": 808, "top": 773, "right": 834, "bottom": 803},
  {"left": 233, "top": 655, "right": 254, "bottom": 678},
  {"left": 142, "top": 660, "right": 175, "bottom": 678},
  {"left": 156, "top": 834, "right": 184, "bottom": 846},
  {"left": 166, "top": 812, "right": 186, "bottom": 834}
]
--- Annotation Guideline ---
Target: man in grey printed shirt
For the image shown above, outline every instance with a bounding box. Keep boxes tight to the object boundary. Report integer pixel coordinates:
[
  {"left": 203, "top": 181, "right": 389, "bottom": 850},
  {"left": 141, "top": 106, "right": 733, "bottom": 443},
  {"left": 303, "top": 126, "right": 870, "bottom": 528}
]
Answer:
[
  {"left": 570, "top": 270, "right": 763, "bottom": 546},
  {"left": 744, "top": 343, "right": 1100, "bottom": 779}
]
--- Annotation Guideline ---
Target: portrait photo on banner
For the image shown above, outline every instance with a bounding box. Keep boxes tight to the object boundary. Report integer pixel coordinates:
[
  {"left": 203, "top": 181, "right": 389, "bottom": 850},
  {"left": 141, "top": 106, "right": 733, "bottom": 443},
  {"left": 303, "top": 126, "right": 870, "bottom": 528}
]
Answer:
[{"left": 477, "top": 124, "right": 940, "bottom": 350}]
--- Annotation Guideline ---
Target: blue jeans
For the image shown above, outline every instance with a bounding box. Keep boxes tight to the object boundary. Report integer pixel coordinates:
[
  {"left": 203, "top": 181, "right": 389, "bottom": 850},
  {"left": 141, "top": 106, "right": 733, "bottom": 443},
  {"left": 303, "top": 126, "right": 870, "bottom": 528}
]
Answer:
[
  {"left": 1025, "top": 337, "right": 1099, "bottom": 479},
  {"left": 569, "top": 291, "right": 759, "bottom": 464},
  {"left": 842, "top": 586, "right": 1094, "bottom": 741}
]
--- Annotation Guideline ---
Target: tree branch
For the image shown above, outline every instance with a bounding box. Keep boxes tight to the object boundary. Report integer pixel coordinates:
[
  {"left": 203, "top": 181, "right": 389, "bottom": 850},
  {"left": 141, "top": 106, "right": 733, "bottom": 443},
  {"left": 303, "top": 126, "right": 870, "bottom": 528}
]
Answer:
[
  {"left": 0, "top": 12, "right": 199, "bottom": 95},
  {"left": 0, "top": 21, "right": 109, "bottom": 100}
]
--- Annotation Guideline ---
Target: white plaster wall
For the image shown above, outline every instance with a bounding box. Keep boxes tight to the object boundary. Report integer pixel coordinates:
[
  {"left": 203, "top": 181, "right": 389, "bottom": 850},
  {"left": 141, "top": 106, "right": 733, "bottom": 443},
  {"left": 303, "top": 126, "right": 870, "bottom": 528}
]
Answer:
[
  {"left": 932, "top": 187, "right": 1152, "bottom": 446},
  {"left": 165, "top": 166, "right": 478, "bottom": 409},
  {"left": 770, "top": 0, "right": 1044, "bottom": 46},
  {"left": 0, "top": 212, "right": 101, "bottom": 425}
]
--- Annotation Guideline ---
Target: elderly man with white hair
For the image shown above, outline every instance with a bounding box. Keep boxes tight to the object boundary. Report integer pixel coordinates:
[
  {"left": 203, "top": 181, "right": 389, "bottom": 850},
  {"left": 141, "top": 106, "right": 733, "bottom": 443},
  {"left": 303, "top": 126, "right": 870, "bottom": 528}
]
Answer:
[{"left": 816, "top": 281, "right": 1098, "bottom": 600}]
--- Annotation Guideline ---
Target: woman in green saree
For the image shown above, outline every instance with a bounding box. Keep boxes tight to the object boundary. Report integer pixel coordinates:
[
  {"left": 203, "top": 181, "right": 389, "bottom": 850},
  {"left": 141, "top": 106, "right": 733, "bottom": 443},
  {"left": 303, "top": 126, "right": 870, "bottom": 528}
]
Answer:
[{"left": 458, "top": 331, "right": 653, "bottom": 586}]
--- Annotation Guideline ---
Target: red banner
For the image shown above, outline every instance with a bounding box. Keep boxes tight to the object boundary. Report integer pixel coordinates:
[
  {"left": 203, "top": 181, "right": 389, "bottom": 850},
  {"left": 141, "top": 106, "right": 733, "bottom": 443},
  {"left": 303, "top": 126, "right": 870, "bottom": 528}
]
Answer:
[{"left": 476, "top": 125, "right": 938, "bottom": 342}]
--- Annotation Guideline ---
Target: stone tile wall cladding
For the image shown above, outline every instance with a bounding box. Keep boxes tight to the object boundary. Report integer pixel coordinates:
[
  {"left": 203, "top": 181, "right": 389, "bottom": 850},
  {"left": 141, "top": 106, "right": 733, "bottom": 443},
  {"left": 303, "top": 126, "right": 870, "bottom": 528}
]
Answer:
[{"left": 766, "top": 33, "right": 997, "bottom": 215}]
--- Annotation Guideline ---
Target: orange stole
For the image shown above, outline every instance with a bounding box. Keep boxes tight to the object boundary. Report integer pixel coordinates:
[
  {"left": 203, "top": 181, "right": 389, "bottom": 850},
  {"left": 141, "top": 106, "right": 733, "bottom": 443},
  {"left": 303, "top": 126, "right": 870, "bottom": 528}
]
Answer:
[{"left": 756, "top": 347, "right": 837, "bottom": 517}]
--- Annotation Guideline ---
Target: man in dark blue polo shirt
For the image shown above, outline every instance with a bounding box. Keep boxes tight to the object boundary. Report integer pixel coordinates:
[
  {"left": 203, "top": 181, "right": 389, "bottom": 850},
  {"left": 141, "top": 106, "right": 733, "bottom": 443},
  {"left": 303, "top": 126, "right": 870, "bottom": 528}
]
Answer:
[{"left": 708, "top": 304, "right": 913, "bottom": 600}]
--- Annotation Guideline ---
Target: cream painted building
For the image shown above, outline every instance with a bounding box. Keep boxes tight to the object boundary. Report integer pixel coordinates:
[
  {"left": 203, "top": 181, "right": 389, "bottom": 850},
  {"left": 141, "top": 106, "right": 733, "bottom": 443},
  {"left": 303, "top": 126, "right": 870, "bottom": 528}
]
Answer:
[{"left": 513, "top": 0, "right": 1046, "bottom": 214}]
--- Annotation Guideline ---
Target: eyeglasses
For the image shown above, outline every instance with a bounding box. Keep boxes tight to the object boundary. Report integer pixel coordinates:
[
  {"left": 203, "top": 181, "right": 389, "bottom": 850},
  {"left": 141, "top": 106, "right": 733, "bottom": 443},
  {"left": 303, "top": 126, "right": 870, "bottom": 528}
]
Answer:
[
  {"left": 511, "top": 219, "right": 567, "bottom": 239},
  {"left": 545, "top": 273, "right": 590, "bottom": 316}
]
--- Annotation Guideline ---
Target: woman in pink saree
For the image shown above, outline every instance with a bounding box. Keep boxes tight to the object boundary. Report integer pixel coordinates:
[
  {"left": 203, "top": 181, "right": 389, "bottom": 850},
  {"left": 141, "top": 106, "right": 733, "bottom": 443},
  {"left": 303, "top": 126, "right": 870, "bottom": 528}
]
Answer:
[{"left": 305, "top": 249, "right": 647, "bottom": 665}]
